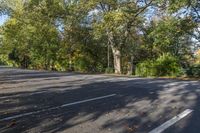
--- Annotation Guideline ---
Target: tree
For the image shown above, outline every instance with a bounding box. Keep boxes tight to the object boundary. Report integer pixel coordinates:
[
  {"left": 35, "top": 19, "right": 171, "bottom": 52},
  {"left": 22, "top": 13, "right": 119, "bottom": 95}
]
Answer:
[
  {"left": 0, "top": 0, "right": 199, "bottom": 76},
  {"left": 86, "top": 0, "right": 154, "bottom": 74}
]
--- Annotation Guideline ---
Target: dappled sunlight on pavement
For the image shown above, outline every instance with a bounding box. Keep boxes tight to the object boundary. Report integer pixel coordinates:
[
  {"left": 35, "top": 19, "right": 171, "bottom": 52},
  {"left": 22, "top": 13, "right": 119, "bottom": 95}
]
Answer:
[{"left": 0, "top": 67, "right": 200, "bottom": 133}]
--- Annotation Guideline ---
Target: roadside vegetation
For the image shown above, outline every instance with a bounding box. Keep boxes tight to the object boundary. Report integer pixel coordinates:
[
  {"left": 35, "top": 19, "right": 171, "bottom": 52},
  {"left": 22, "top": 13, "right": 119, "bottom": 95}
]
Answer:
[{"left": 0, "top": 0, "right": 199, "bottom": 78}]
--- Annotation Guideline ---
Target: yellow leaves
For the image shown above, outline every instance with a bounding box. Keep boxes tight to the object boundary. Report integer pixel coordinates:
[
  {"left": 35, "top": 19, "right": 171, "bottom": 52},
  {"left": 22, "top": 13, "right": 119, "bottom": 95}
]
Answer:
[
  {"left": 5, "top": 0, "right": 25, "bottom": 14},
  {"left": 5, "top": 18, "right": 17, "bottom": 26},
  {"left": 102, "top": 11, "right": 126, "bottom": 32},
  {"left": 115, "top": 12, "right": 125, "bottom": 22},
  {"left": 196, "top": 49, "right": 200, "bottom": 55},
  {"left": 195, "top": 49, "right": 200, "bottom": 64},
  {"left": 48, "top": 27, "right": 57, "bottom": 33},
  {"left": 104, "top": 11, "right": 125, "bottom": 23},
  {"left": 3, "top": 18, "right": 19, "bottom": 35}
]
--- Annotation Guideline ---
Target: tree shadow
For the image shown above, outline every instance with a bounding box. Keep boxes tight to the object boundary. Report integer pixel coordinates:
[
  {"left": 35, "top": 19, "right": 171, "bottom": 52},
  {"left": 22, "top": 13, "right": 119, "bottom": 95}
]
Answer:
[
  {"left": 163, "top": 82, "right": 200, "bottom": 133},
  {"left": 0, "top": 68, "right": 200, "bottom": 133}
]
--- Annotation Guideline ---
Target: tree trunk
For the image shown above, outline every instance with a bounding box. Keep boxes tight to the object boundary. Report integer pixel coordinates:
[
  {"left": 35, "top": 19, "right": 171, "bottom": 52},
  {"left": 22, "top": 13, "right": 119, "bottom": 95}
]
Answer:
[
  {"left": 111, "top": 46, "right": 121, "bottom": 74},
  {"left": 127, "top": 55, "right": 134, "bottom": 75},
  {"left": 108, "top": 32, "right": 121, "bottom": 74},
  {"left": 107, "top": 44, "right": 110, "bottom": 68}
]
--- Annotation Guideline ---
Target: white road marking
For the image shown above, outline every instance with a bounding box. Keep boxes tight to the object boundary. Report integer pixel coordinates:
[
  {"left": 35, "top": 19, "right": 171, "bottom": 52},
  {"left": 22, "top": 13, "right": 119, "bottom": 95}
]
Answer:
[
  {"left": 0, "top": 94, "right": 116, "bottom": 121},
  {"left": 149, "top": 109, "right": 193, "bottom": 133}
]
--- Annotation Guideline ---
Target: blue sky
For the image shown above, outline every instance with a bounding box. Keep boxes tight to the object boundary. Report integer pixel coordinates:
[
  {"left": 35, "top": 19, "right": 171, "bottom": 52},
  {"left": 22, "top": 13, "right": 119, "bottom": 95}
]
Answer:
[{"left": 0, "top": 15, "right": 9, "bottom": 26}]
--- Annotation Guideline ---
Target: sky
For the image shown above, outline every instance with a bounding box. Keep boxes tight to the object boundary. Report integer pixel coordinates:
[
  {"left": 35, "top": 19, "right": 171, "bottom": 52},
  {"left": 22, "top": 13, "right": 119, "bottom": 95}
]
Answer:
[{"left": 0, "top": 15, "right": 9, "bottom": 26}]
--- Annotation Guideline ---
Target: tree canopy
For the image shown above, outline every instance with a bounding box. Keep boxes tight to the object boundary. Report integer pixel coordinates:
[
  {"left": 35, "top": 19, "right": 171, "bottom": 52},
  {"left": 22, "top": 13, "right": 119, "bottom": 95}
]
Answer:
[{"left": 0, "top": 0, "right": 199, "bottom": 76}]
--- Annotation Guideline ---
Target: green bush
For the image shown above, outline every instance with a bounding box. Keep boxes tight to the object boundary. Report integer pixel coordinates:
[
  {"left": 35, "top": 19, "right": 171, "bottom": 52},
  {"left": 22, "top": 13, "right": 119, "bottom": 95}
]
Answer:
[
  {"left": 155, "top": 53, "right": 183, "bottom": 76},
  {"left": 74, "top": 56, "right": 105, "bottom": 73},
  {"left": 186, "top": 64, "right": 200, "bottom": 77},
  {"left": 105, "top": 67, "right": 114, "bottom": 74},
  {"left": 0, "top": 55, "right": 9, "bottom": 65},
  {"left": 0, "top": 55, "right": 16, "bottom": 66},
  {"left": 74, "top": 56, "right": 91, "bottom": 72},
  {"left": 136, "top": 53, "right": 183, "bottom": 77},
  {"left": 135, "top": 60, "right": 157, "bottom": 77}
]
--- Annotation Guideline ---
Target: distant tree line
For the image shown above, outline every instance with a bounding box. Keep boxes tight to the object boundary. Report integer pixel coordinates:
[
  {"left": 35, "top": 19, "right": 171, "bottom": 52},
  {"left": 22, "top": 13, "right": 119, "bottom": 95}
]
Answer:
[{"left": 0, "top": 0, "right": 199, "bottom": 77}]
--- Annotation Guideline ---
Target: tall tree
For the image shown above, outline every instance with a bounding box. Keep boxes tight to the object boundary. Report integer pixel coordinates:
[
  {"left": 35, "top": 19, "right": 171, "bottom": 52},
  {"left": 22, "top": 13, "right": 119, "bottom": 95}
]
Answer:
[{"left": 86, "top": 0, "right": 153, "bottom": 74}]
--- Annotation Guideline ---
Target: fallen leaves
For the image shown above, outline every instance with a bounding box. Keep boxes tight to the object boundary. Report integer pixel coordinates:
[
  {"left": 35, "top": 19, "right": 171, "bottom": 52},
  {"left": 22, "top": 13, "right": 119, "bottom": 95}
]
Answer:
[
  {"left": 125, "top": 123, "right": 139, "bottom": 132},
  {"left": 7, "top": 120, "right": 17, "bottom": 128}
]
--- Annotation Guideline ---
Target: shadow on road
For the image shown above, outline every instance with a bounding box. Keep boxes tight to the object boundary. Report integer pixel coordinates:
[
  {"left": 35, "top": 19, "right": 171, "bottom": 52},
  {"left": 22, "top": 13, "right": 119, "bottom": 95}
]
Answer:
[{"left": 0, "top": 67, "right": 200, "bottom": 133}]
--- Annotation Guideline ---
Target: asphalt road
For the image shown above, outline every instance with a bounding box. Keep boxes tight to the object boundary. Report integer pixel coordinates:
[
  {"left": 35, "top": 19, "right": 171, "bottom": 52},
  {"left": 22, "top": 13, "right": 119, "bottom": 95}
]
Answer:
[{"left": 0, "top": 66, "right": 200, "bottom": 133}]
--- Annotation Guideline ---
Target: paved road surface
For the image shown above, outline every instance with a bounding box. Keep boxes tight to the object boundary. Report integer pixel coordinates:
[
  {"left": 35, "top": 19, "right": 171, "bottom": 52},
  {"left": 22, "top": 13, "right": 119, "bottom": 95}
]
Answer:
[{"left": 0, "top": 66, "right": 200, "bottom": 133}]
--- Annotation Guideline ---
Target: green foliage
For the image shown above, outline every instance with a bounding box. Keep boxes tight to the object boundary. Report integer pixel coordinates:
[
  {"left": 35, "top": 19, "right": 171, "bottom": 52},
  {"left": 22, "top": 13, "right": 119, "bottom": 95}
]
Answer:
[
  {"left": 74, "top": 56, "right": 92, "bottom": 72},
  {"left": 135, "top": 60, "right": 157, "bottom": 77},
  {"left": 157, "top": 0, "right": 198, "bottom": 15},
  {"left": 74, "top": 54, "right": 106, "bottom": 73},
  {"left": 0, "top": 0, "right": 199, "bottom": 76},
  {"left": 155, "top": 53, "right": 183, "bottom": 76},
  {"left": 0, "top": 55, "right": 16, "bottom": 66},
  {"left": 136, "top": 53, "right": 183, "bottom": 77},
  {"left": 149, "top": 17, "right": 196, "bottom": 57},
  {"left": 0, "top": 55, "right": 8, "bottom": 65},
  {"left": 186, "top": 64, "right": 200, "bottom": 77},
  {"left": 105, "top": 67, "right": 114, "bottom": 74}
]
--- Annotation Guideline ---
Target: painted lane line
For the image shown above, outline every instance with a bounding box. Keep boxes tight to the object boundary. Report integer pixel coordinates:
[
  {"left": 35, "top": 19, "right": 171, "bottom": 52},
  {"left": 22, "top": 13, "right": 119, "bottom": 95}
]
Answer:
[
  {"left": 0, "top": 94, "right": 116, "bottom": 121},
  {"left": 149, "top": 109, "right": 193, "bottom": 133}
]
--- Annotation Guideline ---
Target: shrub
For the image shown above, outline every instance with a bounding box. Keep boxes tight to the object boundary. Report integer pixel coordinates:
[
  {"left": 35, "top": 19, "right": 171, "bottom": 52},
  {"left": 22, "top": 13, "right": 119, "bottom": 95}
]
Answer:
[
  {"left": 105, "top": 67, "right": 114, "bottom": 74},
  {"left": 74, "top": 56, "right": 91, "bottom": 72},
  {"left": 74, "top": 56, "right": 105, "bottom": 73},
  {"left": 135, "top": 60, "right": 157, "bottom": 77},
  {"left": 155, "top": 53, "right": 183, "bottom": 76},
  {"left": 136, "top": 53, "right": 183, "bottom": 77},
  {"left": 186, "top": 64, "right": 200, "bottom": 77},
  {"left": 0, "top": 55, "right": 16, "bottom": 66}
]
